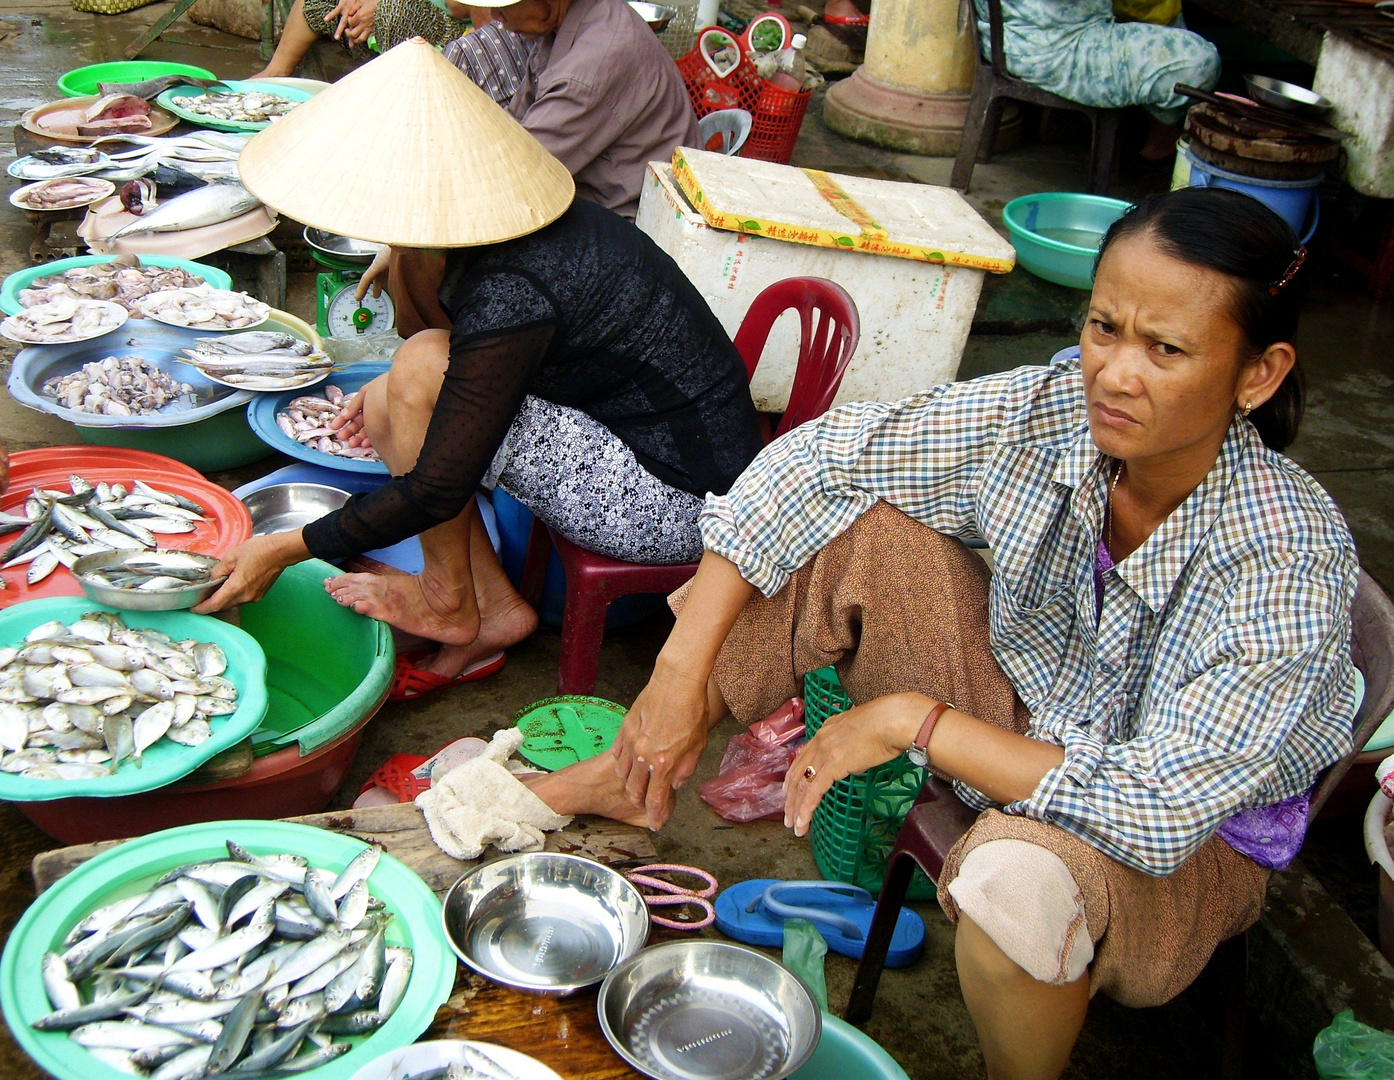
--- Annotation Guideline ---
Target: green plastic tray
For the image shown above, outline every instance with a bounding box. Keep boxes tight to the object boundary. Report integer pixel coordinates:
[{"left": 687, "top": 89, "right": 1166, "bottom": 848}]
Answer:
[
  {"left": 789, "top": 1014, "right": 910, "bottom": 1080},
  {"left": 0, "top": 598, "right": 268, "bottom": 801},
  {"left": 0, "top": 820, "right": 455, "bottom": 1080},
  {"left": 156, "top": 79, "right": 315, "bottom": 132},
  {"left": 804, "top": 667, "right": 935, "bottom": 900},
  {"left": 57, "top": 61, "right": 216, "bottom": 98},
  {"left": 514, "top": 695, "right": 625, "bottom": 770},
  {"left": 1, "top": 255, "right": 232, "bottom": 317},
  {"left": 238, "top": 559, "right": 395, "bottom": 755}
]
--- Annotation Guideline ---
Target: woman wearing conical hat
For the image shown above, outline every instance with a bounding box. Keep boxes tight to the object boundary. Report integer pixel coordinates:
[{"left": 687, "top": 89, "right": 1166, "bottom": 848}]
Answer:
[{"left": 197, "top": 42, "right": 763, "bottom": 698}]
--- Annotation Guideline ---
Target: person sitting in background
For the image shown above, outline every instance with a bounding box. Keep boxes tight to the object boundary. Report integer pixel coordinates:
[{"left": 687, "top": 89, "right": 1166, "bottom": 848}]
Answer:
[
  {"left": 253, "top": 0, "right": 469, "bottom": 77},
  {"left": 975, "top": 0, "right": 1220, "bottom": 160},
  {"left": 443, "top": 8, "right": 535, "bottom": 105}
]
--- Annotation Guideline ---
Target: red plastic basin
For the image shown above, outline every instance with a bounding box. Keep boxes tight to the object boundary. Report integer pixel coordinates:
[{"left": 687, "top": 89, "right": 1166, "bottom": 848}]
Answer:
[
  {"left": 8, "top": 445, "right": 202, "bottom": 483},
  {"left": 18, "top": 711, "right": 376, "bottom": 845},
  {"left": 0, "top": 466, "right": 251, "bottom": 607}
]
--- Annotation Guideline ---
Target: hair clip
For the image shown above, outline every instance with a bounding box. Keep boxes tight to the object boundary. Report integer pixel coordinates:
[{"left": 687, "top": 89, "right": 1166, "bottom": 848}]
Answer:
[{"left": 1269, "top": 246, "right": 1307, "bottom": 296}]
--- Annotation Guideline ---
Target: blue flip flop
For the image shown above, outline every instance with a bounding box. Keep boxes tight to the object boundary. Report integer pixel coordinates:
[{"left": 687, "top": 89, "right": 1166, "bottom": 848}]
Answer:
[{"left": 714, "top": 878, "right": 925, "bottom": 968}]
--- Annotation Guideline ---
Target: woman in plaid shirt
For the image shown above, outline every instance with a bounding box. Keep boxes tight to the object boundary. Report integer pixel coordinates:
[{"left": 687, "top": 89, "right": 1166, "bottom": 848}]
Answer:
[{"left": 534, "top": 189, "right": 1356, "bottom": 1077}]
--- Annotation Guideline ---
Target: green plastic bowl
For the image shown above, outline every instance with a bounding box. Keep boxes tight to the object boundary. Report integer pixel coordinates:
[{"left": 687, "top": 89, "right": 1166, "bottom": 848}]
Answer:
[
  {"left": 57, "top": 60, "right": 217, "bottom": 98},
  {"left": 0, "top": 597, "right": 268, "bottom": 801},
  {"left": 789, "top": 1014, "right": 911, "bottom": 1080},
  {"left": 239, "top": 559, "right": 395, "bottom": 755},
  {"left": 1, "top": 255, "right": 232, "bottom": 317},
  {"left": 1002, "top": 192, "right": 1132, "bottom": 291},
  {"left": 75, "top": 404, "right": 272, "bottom": 472},
  {"left": 0, "top": 820, "right": 455, "bottom": 1080}
]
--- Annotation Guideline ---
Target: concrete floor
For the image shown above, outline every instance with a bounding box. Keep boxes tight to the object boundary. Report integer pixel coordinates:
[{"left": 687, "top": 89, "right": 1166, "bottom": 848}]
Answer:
[{"left": 0, "top": 4, "right": 1392, "bottom": 1078}]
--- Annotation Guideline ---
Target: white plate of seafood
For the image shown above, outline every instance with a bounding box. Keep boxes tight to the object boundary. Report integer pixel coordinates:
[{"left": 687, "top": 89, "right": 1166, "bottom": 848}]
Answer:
[
  {"left": 180, "top": 331, "right": 333, "bottom": 392},
  {"left": 1, "top": 298, "right": 127, "bottom": 345},
  {"left": 135, "top": 284, "right": 270, "bottom": 331},
  {"left": 7, "top": 147, "right": 113, "bottom": 181},
  {"left": 351, "top": 1040, "right": 563, "bottom": 1080},
  {"left": 10, "top": 177, "right": 116, "bottom": 212}
]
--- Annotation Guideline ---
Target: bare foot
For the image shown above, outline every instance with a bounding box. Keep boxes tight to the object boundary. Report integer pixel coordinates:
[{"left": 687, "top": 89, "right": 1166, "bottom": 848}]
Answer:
[
  {"left": 325, "top": 572, "right": 481, "bottom": 644},
  {"left": 420, "top": 594, "right": 537, "bottom": 677},
  {"left": 524, "top": 751, "right": 650, "bottom": 829},
  {"left": 1141, "top": 118, "right": 1183, "bottom": 162},
  {"left": 249, "top": 66, "right": 292, "bottom": 80}
]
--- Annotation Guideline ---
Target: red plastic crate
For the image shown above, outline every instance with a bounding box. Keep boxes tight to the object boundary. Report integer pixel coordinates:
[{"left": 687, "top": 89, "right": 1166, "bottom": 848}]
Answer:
[{"left": 677, "top": 44, "right": 812, "bottom": 164}]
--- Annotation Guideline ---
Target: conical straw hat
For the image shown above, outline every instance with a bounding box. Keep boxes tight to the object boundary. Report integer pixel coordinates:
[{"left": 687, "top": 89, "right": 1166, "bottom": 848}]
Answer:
[{"left": 238, "top": 39, "right": 574, "bottom": 247}]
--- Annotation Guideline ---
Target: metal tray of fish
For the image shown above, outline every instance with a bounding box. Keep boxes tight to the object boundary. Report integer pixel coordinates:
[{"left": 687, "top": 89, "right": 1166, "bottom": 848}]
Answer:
[
  {"left": 0, "top": 599, "right": 267, "bottom": 801},
  {"left": 247, "top": 362, "right": 391, "bottom": 475},
  {"left": 0, "top": 820, "right": 456, "bottom": 1080},
  {"left": 351, "top": 1040, "right": 563, "bottom": 1080},
  {"left": 7, "top": 321, "right": 254, "bottom": 428},
  {"left": 72, "top": 549, "right": 224, "bottom": 611}
]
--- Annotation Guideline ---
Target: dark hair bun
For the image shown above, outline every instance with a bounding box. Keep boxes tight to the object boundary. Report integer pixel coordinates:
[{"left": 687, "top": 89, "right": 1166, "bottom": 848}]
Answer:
[{"left": 1094, "top": 188, "right": 1305, "bottom": 452}]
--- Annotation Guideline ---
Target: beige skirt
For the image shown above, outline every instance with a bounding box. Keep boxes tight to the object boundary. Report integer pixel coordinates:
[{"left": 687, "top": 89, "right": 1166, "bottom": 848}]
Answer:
[{"left": 678, "top": 500, "right": 1270, "bottom": 1007}]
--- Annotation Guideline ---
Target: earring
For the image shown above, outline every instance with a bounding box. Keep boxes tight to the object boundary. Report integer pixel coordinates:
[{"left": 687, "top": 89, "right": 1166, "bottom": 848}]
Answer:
[{"left": 1242, "top": 400, "right": 1253, "bottom": 418}]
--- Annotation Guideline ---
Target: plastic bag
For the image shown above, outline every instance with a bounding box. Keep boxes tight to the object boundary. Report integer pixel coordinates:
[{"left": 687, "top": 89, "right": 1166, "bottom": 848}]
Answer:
[
  {"left": 698, "top": 698, "right": 806, "bottom": 823},
  {"left": 1314, "top": 1010, "right": 1394, "bottom": 1078},
  {"left": 783, "top": 918, "right": 828, "bottom": 1011}
]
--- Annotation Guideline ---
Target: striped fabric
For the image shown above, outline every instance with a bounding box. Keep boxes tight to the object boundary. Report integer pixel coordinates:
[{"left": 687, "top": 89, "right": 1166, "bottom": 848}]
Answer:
[
  {"left": 702, "top": 348, "right": 1359, "bottom": 875},
  {"left": 443, "top": 21, "right": 536, "bottom": 105}
]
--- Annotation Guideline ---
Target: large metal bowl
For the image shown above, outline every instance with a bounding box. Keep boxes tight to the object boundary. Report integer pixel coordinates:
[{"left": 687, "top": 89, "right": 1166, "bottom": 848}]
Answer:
[
  {"left": 441, "top": 852, "right": 650, "bottom": 996},
  {"left": 628, "top": 1, "right": 676, "bottom": 32},
  {"left": 597, "top": 940, "right": 821, "bottom": 1080},
  {"left": 1244, "top": 74, "right": 1332, "bottom": 119},
  {"left": 303, "top": 226, "right": 385, "bottom": 265},
  {"left": 241, "top": 482, "right": 350, "bottom": 537},
  {"left": 71, "top": 549, "right": 224, "bottom": 611}
]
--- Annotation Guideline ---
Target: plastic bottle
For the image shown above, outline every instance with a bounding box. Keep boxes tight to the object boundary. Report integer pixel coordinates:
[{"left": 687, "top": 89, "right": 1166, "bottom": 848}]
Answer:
[{"left": 769, "top": 33, "right": 807, "bottom": 92}]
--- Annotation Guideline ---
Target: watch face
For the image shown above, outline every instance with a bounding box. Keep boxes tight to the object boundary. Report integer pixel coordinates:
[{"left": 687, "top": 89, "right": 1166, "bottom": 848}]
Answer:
[{"left": 907, "top": 747, "right": 928, "bottom": 768}]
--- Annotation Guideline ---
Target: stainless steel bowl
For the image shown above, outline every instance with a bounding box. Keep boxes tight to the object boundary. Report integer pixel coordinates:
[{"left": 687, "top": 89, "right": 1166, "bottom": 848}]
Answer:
[
  {"left": 441, "top": 852, "right": 650, "bottom": 996},
  {"left": 598, "top": 940, "right": 821, "bottom": 1080},
  {"left": 1244, "top": 75, "right": 1332, "bottom": 118},
  {"left": 302, "top": 226, "right": 386, "bottom": 265},
  {"left": 241, "top": 483, "right": 350, "bottom": 537},
  {"left": 71, "top": 549, "right": 224, "bottom": 612},
  {"left": 628, "top": 1, "right": 676, "bottom": 32}
]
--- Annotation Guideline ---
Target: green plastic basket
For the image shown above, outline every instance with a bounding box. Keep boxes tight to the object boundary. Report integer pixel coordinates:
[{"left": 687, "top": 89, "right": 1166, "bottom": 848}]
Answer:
[{"left": 804, "top": 666, "right": 935, "bottom": 900}]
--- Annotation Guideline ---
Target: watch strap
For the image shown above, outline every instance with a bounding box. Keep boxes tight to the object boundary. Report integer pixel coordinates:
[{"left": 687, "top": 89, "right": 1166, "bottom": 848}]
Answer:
[{"left": 913, "top": 700, "right": 953, "bottom": 758}]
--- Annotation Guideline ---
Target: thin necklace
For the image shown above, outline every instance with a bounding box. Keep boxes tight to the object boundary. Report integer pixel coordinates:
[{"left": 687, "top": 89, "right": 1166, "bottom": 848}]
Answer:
[{"left": 1106, "top": 459, "right": 1123, "bottom": 555}]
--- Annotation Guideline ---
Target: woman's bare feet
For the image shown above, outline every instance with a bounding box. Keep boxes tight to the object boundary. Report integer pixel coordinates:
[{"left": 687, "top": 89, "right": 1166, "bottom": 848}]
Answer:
[
  {"left": 524, "top": 750, "right": 650, "bottom": 829},
  {"left": 325, "top": 571, "right": 482, "bottom": 644},
  {"left": 420, "top": 594, "right": 537, "bottom": 677},
  {"left": 1141, "top": 117, "right": 1183, "bottom": 162}
]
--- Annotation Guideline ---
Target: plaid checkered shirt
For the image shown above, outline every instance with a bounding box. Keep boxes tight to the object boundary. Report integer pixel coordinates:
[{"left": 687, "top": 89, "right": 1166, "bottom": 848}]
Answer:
[{"left": 701, "top": 349, "right": 1359, "bottom": 875}]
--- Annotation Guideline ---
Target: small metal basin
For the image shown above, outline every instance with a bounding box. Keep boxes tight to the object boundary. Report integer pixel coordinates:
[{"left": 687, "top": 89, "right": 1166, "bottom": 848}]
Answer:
[
  {"left": 629, "top": 1, "right": 676, "bottom": 32},
  {"left": 241, "top": 483, "right": 349, "bottom": 537},
  {"left": 441, "top": 852, "right": 650, "bottom": 996},
  {"left": 72, "top": 549, "right": 224, "bottom": 611},
  {"left": 302, "top": 226, "right": 386, "bottom": 265},
  {"left": 1244, "top": 74, "right": 1332, "bottom": 119},
  {"left": 598, "top": 940, "right": 821, "bottom": 1080}
]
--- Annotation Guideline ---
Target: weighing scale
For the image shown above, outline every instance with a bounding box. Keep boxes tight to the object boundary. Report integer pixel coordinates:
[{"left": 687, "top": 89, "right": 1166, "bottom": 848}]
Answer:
[{"left": 303, "top": 226, "right": 395, "bottom": 339}]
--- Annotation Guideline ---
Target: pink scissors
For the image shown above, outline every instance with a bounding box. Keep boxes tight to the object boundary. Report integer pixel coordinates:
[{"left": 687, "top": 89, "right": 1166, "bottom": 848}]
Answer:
[{"left": 626, "top": 864, "right": 718, "bottom": 930}]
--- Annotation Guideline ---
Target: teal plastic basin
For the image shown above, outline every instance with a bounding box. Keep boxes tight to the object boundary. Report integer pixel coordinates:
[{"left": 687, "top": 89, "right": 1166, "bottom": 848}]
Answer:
[
  {"left": 236, "top": 559, "right": 395, "bottom": 755},
  {"left": 789, "top": 1014, "right": 911, "bottom": 1080},
  {"left": 1002, "top": 192, "right": 1132, "bottom": 291},
  {"left": 75, "top": 405, "right": 271, "bottom": 472},
  {"left": 57, "top": 60, "right": 216, "bottom": 98}
]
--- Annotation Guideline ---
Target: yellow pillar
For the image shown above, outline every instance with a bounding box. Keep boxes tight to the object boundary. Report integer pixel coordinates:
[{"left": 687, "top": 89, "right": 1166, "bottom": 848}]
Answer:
[{"left": 824, "top": 0, "right": 979, "bottom": 155}]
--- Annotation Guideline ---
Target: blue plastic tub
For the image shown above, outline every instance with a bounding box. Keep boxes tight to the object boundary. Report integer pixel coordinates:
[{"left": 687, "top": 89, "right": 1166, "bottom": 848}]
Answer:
[
  {"left": 1184, "top": 147, "right": 1320, "bottom": 243},
  {"left": 1002, "top": 192, "right": 1132, "bottom": 290}
]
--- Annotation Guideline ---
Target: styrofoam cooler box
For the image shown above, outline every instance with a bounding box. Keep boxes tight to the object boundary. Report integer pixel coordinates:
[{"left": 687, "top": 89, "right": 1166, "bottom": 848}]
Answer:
[{"left": 638, "top": 161, "right": 995, "bottom": 410}]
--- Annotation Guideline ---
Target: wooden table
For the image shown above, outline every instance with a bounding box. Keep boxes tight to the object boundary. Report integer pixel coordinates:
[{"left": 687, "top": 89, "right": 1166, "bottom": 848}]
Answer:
[{"left": 33, "top": 803, "right": 660, "bottom": 1079}]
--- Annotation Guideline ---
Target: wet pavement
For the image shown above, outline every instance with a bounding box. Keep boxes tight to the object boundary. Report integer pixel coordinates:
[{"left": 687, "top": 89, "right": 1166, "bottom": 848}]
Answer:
[{"left": 1, "top": 4, "right": 1392, "bottom": 1078}]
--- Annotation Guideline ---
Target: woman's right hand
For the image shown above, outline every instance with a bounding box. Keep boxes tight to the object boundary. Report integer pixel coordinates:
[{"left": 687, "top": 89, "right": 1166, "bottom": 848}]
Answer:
[
  {"left": 355, "top": 246, "right": 389, "bottom": 302},
  {"left": 613, "top": 658, "right": 714, "bottom": 830},
  {"left": 328, "top": 389, "right": 371, "bottom": 448}
]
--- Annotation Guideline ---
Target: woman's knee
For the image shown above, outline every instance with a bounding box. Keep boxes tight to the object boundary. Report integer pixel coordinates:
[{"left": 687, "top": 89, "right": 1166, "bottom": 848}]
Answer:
[{"left": 387, "top": 330, "right": 451, "bottom": 407}]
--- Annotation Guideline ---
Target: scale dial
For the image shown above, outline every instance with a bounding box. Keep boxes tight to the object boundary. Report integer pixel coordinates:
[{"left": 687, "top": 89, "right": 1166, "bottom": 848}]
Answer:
[{"left": 324, "top": 282, "right": 395, "bottom": 338}]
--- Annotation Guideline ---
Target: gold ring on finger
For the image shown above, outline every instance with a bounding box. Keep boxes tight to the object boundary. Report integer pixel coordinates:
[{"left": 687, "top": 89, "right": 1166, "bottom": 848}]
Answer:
[{"left": 803, "top": 765, "right": 817, "bottom": 781}]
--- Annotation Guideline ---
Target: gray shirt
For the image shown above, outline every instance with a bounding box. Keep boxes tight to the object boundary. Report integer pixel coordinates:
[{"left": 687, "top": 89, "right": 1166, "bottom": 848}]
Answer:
[{"left": 509, "top": 0, "right": 701, "bottom": 219}]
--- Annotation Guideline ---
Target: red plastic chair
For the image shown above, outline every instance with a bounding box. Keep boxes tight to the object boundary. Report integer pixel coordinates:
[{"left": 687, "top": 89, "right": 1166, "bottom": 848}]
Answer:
[
  {"left": 521, "top": 277, "right": 860, "bottom": 695},
  {"left": 842, "top": 570, "right": 1394, "bottom": 1080}
]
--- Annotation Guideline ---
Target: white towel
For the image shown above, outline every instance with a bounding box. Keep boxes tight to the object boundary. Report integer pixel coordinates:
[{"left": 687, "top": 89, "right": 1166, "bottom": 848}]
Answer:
[{"left": 415, "top": 727, "right": 572, "bottom": 861}]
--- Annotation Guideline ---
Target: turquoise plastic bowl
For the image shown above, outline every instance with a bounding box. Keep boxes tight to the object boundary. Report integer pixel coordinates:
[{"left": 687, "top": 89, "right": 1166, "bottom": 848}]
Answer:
[
  {"left": 789, "top": 1014, "right": 911, "bottom": 1080},
  {"left": 1, "top": 255, "right": 232, "bottom": 316},
  {"left": 57, "top": 60, "right": 216, "bottom": 98},
  {"left": 1002, "top": 193, "right": 1132, "bottom": 290},
  {"left": 0, "top": 820, "right": 455, "bottom": 1080},
  {"left": 0, "top": 597, "right": 268, "bottom": 801}
]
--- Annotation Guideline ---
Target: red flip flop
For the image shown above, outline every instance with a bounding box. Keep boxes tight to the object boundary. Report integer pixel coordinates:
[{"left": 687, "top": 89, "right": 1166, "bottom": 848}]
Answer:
[{"left": 388, "top": 647, "right": 507, "bottom": 702}]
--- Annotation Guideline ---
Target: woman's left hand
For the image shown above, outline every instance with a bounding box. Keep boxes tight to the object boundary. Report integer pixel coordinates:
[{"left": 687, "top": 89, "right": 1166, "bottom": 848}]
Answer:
[
  {"left": 782, "top": 693, "right": 927, "bottom": 837},
  {"left": 342, "top": 0, "right": 378, "bottom": 46},
  {"left": 193, "top": 531, "right": 310, "bottom": 614}
]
